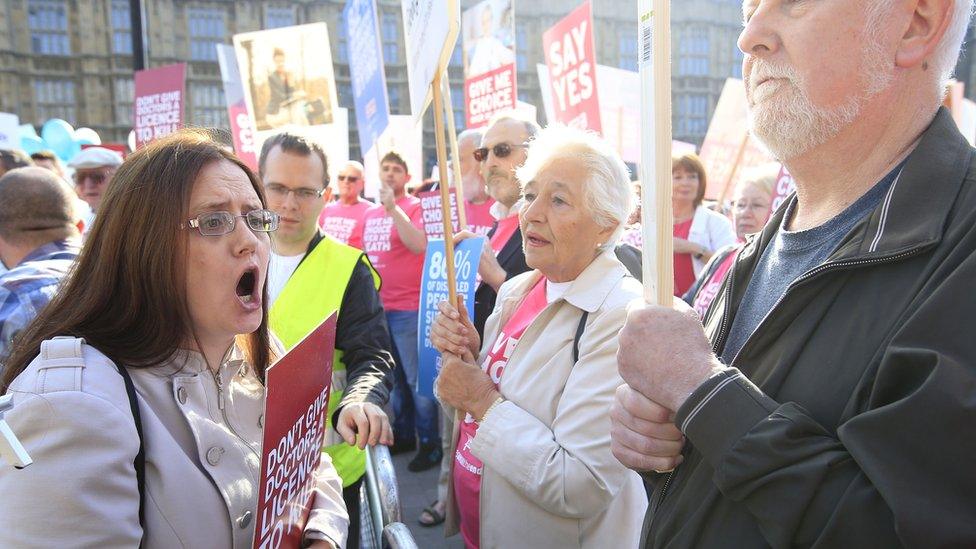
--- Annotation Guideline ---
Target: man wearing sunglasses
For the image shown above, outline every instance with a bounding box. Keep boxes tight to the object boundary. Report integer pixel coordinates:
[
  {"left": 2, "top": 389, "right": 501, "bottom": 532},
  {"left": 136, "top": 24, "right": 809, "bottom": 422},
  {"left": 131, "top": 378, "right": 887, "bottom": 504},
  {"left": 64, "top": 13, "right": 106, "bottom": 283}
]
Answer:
[
  {"left": 258, "top": 132, "right": 395, "bottom": 549},
  {"left": 467, "top": 114, "right": 538, "bottom": 338},
  {"left": 318, "top": 160, "right": 372, "bottom": 249},
  {"left": 67, "top": 147, "right": 122, "bottom": 231}
]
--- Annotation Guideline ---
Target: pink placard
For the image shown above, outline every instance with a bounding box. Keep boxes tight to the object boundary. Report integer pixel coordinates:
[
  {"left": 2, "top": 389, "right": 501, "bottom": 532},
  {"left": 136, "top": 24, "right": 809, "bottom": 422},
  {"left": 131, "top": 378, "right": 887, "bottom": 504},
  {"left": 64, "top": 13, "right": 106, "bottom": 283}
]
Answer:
[
  {"left": 133, "top": 64, "right": 186, "bottom": 149},
  {"left": 418, "top": 189, "right": 461, "bottom": 239}
]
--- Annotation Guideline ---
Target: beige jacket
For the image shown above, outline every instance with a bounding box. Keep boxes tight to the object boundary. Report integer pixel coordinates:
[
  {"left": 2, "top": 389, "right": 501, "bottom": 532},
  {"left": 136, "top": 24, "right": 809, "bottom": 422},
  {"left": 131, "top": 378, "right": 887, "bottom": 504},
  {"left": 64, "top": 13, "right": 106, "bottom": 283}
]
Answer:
[
  {"left": 0, "top": 338, "right": 348, "bottom": 548},
  {"left": 444, "top": 250, "right": 648, "bottom": 548}
]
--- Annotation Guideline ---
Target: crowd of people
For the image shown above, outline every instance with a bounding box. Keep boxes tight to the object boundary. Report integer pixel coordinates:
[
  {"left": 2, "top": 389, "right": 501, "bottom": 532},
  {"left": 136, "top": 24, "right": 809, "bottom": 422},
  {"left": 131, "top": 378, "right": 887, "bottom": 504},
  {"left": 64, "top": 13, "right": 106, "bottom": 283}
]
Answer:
[{"left": 1, "top": 0, "right": 976, "bottom": 547}]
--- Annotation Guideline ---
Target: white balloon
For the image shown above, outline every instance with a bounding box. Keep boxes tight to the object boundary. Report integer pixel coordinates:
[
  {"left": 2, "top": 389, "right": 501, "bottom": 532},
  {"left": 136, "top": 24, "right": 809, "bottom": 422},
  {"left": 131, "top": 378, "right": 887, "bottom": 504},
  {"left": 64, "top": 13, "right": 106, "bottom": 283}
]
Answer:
[{"left": 74, "top": 127, "right": 101, "bottom": 145}]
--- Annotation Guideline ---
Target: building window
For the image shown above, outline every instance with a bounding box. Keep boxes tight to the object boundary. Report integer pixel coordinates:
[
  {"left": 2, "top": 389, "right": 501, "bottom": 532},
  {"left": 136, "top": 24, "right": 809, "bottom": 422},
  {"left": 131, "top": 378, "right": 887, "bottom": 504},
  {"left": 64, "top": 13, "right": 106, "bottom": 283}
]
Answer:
[
  {"left": 676, "top": 94, "right": 709, "bottom": 137},
  {"left": 516, "top": 23, "right": 527, "bottom": 71},
  {"left": 190, "top": 83, "right": 227, "bottom": 128},
  {"left": 678, "top": 27, "right": 710, "bottom": 76},
  {"left": 388, "top": 85, "right": 399, "bottom": 114},
  {"left": 336, "top": 12, "right": 349, "bottom": 64},
  {"left": 731, "top": 47, "right": 743, "bottom": 79},
  {"left": 28, "top": 0, "right": 70, "bottom": 56},
  {"left": 450, "top": 44, "right": 462, "bottom": 68},
  {"left": 338, "top": 81, "right": 354, "bottom": 109},
  {"left": 188, "top": 8, "right": 225, "bottom": 62},
  {"left": 114, "top": 78, "right": 134, "bottom": 126},
  {"left": 382, "top": 12, "right": 399, "bottom": 64},
  {"left": 264, "top": 6, "right": 295, "bottom": 29},
  {"left": 619, "top": 30, "right": 637, "bottom": 72},
  {"left": 110, "top": 0, "right": 132, "bottom": 55},
  {"left": 451, "top": 85, "right": 464, "bottom": 130},
  {"left": 34, "top": 79, "right": 75, "bottom": 122}
]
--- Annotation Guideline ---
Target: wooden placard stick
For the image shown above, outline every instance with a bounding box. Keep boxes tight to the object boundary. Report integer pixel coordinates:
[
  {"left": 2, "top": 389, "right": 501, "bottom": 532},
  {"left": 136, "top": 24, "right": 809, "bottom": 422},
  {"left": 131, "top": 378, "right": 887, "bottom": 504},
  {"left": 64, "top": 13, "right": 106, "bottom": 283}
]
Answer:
[
  {"left": 432, "top": 71, "right": 459, "bottom": 306},
  {"left": 441, "top": 73, "right": 468, "bottom": 230},
  {"left": 638, "top": 0, "right": 673, "bottom": 305}
]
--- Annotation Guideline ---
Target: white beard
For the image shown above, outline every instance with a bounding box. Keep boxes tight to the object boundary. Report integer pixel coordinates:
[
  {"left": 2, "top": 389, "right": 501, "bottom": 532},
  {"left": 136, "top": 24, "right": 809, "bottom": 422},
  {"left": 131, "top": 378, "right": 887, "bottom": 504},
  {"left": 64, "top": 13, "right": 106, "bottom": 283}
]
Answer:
[{"left": 745, "top": 28, "right": 893, "bottom": 161}]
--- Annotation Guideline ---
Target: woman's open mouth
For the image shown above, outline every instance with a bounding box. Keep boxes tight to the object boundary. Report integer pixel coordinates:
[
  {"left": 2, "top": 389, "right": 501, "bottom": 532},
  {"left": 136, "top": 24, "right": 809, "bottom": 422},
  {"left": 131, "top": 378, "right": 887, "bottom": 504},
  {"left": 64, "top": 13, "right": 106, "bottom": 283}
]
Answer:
[{"left": 236, "top": 268, "right": 258, "bottom": 306}]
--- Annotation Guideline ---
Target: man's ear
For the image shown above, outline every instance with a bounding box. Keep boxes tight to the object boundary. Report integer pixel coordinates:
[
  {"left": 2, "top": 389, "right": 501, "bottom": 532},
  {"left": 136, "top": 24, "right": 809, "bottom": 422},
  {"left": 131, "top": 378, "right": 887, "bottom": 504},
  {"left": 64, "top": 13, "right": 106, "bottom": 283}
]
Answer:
[
  {"left": 895, "top": 0, "right": 955, "bottom": 69},
  {"left": 323, "top": 186, "right": 333, "bottom": 203}
]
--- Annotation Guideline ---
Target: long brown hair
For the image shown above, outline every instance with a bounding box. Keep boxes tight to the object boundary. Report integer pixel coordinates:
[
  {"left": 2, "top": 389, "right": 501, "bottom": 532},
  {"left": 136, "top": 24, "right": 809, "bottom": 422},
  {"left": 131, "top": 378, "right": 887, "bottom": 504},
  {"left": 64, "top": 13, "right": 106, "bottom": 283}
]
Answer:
[{"left": 1, "top": 129, "right": 275, "bottom": 391}]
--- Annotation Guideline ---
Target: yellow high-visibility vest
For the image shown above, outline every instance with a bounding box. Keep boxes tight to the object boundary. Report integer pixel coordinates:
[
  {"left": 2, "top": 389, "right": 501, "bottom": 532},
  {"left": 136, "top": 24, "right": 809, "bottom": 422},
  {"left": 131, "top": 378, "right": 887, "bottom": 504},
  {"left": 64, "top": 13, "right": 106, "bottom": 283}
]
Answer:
[{"left": 269, "top": 234, "right": 381, "bottom": 487}]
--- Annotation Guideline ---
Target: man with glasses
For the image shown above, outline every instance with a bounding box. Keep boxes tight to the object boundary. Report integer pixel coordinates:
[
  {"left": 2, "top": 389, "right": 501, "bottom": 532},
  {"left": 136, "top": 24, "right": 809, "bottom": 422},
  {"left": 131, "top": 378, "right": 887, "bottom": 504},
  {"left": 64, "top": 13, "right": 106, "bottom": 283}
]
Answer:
[
  {"left": 318, "top": 160, "right": 372, "bottom": 248},
  {"left": 258, "top": 132, "right": 395, "bottom": 548},
  {"left": 468, "top": 113, "right": 538, "bottom": 338},
  {"left": 67, "top": 147, "right": 122, "bottom": 231},
  {"left": 457, "top": 129, "right": 495, "bottom": 238}
]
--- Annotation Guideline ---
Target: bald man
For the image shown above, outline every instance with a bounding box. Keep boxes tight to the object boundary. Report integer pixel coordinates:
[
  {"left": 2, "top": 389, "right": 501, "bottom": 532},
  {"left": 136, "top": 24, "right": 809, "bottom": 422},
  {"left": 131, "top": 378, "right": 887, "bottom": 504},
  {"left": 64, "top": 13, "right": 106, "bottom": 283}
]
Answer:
[{"left": 0, "top": 167, "right": 81, "bottom": 362}]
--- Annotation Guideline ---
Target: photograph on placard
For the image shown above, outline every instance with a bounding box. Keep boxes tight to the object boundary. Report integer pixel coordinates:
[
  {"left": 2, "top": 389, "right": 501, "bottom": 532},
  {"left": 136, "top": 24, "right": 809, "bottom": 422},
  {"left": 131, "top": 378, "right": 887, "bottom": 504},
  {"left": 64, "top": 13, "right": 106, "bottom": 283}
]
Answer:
[
  {"left": 462, "top": 0, "right": 517, "bottom": 128},
  {"left": 232, "top": 23, "right": 339, "bottom": 132},
  {"left": 462, "top": 0, "right": 514, "bottom": 77}
]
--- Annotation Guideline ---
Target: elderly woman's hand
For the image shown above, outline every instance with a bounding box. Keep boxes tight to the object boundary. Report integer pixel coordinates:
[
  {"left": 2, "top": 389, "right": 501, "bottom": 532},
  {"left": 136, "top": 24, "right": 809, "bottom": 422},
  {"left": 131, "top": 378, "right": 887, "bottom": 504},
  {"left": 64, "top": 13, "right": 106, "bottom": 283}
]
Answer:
[
  {"left": 430, "top": 296, "right": 480, "bottom": 359},
  {"left": 435, "top": 350, "right": 500, "bottom": 421}
]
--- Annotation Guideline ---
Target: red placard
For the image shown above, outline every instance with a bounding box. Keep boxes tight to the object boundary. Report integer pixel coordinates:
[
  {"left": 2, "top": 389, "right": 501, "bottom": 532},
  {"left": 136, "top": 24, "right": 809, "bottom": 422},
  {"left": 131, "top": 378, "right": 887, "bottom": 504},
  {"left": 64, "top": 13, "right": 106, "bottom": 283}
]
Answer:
[
  {"left": 770, "top": 164, "right": 795, "bottom": 216},
  {"left": 542, "top": 1, "right": 602, "bottom": 134},
  {"left": 133, "top": 63, "right": 186, "bottom": 149},
  {"left": 465, "top": 64, "right": 517, "bottom": 128},
  {"left": 254, "top": 313, "right": 337, "bottom": 549},
  {"left": 418, "top": 189, "right": 461, "bottom": 239}
]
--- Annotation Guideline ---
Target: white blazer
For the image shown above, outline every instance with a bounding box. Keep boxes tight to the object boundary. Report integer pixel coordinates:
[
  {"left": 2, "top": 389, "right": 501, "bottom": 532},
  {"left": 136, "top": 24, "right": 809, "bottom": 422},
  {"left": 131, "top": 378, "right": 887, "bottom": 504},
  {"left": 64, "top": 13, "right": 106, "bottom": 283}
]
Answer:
[{"left": 687, "top": 205, "right": 737, "bottom": 275}]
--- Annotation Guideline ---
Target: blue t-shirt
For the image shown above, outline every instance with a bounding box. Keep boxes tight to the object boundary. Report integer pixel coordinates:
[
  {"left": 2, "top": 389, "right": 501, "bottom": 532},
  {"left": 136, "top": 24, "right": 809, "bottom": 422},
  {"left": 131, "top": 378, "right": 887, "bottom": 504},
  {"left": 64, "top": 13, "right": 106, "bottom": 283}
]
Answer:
[{"left": 720, "top": 166, "right": 903, "bottom": 363}]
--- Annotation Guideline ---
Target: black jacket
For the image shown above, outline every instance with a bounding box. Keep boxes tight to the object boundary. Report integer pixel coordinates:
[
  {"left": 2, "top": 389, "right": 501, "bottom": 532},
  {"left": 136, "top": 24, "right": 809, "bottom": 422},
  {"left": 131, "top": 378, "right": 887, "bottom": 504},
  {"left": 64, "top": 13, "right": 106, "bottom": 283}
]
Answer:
[
  {"left": 474, "top": 225, "right": 530, "bottom": 338},
  {"left": 300, "top": 232, "right": 395, "bottom": 424},
  {"left": 642, "top": 108, "right": 976, "bottom": 547}
]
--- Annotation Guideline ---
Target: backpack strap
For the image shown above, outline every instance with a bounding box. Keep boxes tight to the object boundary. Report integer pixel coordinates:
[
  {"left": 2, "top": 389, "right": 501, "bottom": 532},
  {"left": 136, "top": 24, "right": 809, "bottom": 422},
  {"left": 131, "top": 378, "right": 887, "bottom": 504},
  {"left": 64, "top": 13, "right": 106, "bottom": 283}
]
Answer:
[
  {"left": 114, "top": 360, "right": 146, "bottom": 544},
  {"left": 572, "top": 311, "right": 589, "bottom": 364}
]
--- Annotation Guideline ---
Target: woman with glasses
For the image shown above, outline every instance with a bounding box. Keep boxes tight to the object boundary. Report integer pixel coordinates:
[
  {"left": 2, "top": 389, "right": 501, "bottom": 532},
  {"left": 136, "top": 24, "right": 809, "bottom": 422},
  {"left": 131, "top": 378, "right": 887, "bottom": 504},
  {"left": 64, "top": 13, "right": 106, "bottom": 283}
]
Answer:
[
  {"left": 0, "top": 130, "right": 347, "bottom": 548},
  {"left": 684, "top": 167, "right": 777, "bottom": 318}
]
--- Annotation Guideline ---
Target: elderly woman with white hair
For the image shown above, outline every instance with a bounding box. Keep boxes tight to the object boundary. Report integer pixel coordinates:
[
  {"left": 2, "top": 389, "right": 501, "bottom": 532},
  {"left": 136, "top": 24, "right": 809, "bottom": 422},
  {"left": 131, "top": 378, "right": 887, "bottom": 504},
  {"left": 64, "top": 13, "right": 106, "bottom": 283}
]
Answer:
[{"left": 429, "top": 126, "right": 648, "bottom": 548}]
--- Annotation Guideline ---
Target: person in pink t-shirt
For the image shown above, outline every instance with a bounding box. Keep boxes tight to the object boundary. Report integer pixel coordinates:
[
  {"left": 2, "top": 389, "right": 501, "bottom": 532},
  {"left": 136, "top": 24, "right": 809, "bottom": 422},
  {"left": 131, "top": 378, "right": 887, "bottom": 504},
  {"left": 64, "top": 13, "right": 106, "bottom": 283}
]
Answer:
[
  {"left": 318, "top": 160, "right": 372, "bottom": 248},
  {"left": 357, "top": 151, "right": 441, "bottom": 471}
]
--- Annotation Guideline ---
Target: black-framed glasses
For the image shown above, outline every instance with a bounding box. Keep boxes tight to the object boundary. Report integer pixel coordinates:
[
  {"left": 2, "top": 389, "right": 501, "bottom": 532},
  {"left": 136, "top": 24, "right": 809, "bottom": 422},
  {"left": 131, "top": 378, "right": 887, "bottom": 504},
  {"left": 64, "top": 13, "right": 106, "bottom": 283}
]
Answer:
[
  {"left": 337, "top": 174, "right": 361, "bottom": 182},
  {"left": 183, "top": 209, "right": 279, "bottom": 236},
  {"left": 473, "top": 142, "right": 529, "bottom": 162},
  {"left": 264, "top": 183, "right": 325, "bottom": 202}
]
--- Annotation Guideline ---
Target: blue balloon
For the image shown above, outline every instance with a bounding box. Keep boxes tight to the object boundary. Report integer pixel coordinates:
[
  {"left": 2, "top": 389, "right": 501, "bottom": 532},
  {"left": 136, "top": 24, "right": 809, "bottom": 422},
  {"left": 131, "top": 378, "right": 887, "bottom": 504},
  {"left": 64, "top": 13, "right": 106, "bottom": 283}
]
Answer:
[
  {"left": 20, "top": 134, "right": 45, "bottom": 155},
  {"left": 41, "top": 119, "right": 78, "bottom": 161}
]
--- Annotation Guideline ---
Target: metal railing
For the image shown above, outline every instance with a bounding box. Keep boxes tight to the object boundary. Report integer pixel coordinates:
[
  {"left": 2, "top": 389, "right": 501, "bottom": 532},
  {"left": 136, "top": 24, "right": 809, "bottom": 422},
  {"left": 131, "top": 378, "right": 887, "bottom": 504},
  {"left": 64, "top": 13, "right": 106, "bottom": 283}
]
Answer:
[{"left": 360, "top": 445, "right": 417, "bottom": 549}]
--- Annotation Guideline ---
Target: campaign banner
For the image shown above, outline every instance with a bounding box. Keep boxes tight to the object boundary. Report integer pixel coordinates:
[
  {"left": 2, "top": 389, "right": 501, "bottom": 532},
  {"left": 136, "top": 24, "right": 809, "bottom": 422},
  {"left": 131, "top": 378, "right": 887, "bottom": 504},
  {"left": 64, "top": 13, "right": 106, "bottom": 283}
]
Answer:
[
  {"left": 462, "top": 0, "right": 516, "bottom": 128},
  {"left": 0, "top": 112, "right": 19, "bottom": 150},
  {"left": 542, "top": 0, "right": 601, "bottom": 133},
  {"left": 345, "top": 0, "right": 390, "bottom": 155},
  {"left": 254, "top": 313, "right": 337, "bottom": 549},
  {"left": 418, "top": 188, "right": 461, "bottom": 239},
  {"left": 133, "top": 63, "right": 186, "bottom": 149},
  {"left": 770, "top": 164, "right": 795, "bottom": 216},
  {"left": 401, "top": 0, "right": 460, "bottom": 121},
  {"left": 699, "top": 78, "right": 775, "bottom": 201},
  {"left": 233, "top": 23, "right": 340, "bottom": 132},
  {"left": 217, "top": 44, "right": 258, "bottom": 170},
  {"left": 417, "top": 237, "right": 483, "bottom": 399}
]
